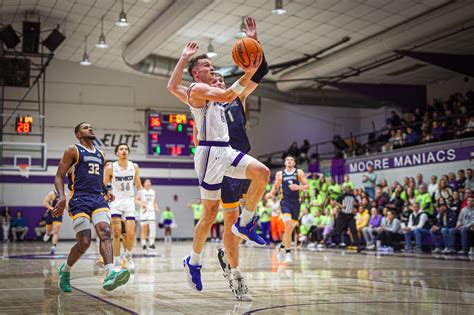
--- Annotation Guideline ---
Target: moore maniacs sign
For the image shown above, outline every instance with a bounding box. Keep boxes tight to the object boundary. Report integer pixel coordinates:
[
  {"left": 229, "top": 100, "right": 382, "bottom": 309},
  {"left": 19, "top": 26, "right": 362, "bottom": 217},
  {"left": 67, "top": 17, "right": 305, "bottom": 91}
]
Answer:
[{"left": 346, "top": 146, "right": 473, "bottom": 173}]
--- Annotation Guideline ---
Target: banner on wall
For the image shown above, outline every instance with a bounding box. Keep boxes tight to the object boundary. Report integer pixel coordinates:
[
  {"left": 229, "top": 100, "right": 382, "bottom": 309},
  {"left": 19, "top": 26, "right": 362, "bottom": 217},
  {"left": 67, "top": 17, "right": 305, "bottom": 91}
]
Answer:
[
  {"left": 93, "top": 131, "right": 145, "bottom": 155},
  {"left": 346, "top": 146, "right": 473, "bottom": 174}
]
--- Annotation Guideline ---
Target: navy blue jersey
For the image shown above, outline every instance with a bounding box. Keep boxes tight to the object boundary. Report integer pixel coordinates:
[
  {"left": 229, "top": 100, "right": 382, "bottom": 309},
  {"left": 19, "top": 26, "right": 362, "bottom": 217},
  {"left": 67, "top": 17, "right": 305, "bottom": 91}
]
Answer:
[
  {"left": 68, "top": 144, "right": 105, "bottom": 196},
  {"left": 221, "top": 97, "right": 251, "bottom": 153},
  {"left": 51, "top": 190, "right": 60, "bottom": 208},
  {"left": 280, "top": 168, "right": 300, "bottom": 202}
]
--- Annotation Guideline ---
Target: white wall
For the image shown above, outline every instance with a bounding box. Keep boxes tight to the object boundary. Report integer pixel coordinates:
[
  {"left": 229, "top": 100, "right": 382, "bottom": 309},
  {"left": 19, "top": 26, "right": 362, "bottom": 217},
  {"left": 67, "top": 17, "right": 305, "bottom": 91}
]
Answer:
[{"left": 427, "top": 75, "right": 474, "bottom": 102}]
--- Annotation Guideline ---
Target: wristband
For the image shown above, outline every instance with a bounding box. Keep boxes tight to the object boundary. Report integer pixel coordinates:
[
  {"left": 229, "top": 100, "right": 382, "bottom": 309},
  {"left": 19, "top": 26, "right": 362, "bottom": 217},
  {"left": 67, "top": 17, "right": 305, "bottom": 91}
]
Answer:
[{"left": 231, "top": 81, "right": 246, "bottom": 95}]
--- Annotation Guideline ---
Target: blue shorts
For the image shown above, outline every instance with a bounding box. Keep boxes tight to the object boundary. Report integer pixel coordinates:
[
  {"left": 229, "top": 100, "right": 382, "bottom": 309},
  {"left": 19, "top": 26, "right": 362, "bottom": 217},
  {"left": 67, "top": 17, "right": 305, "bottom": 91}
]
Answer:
[
  {"left": 45, "top": 210, "right": 63, "bottom": 224},
  {"left": 68, "top": 193, "right": 109, "bottom": 221},
  {"left": 281, "top": 200, "right": 300, "bottom": 222},
  {"left": 220, "top": 176, "right": 250, "bottom": 209}
]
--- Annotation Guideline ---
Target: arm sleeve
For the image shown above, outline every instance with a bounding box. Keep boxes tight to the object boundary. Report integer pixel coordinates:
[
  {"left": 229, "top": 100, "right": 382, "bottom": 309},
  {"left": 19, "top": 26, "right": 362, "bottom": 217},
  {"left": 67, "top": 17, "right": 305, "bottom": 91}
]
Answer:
[{"left": 251, "top": 54, "right": 269, "bottom": 84}]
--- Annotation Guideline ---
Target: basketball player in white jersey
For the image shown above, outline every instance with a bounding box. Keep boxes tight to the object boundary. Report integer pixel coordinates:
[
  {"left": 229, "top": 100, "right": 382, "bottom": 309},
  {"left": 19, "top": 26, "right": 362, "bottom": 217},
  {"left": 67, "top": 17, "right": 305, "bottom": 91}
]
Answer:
[
  {"left": 167, "top": 38, "right": 270, "bottom": 292},
  {"left": 136, "top": 178, "right": 160, "bottom": 251},
  {"left": 104, "top": 143, "right": 142, "bottom": 271}
]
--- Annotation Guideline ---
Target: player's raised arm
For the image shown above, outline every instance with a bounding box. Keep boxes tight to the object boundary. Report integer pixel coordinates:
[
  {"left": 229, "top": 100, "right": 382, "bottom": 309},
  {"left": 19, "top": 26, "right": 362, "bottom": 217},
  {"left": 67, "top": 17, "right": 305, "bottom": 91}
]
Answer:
[
  {"left": 167, "top": 42, "right": 199, "bottom": 104},
  {"left": 189, "top": 54, "right": 262, "bottom": 104},
  {"left": 240, "top": 17, "right": 269, "bottom": 104},
  {"left": 52, "top": 146, "right": 76, "bottom": 217}
]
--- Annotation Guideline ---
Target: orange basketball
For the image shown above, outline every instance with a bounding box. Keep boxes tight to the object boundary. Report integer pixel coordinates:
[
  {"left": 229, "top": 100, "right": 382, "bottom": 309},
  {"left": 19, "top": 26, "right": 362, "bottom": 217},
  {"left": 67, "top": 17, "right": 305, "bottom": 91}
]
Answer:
[{"left": 232, "top": 37, "right": 263, "bottom": 69}]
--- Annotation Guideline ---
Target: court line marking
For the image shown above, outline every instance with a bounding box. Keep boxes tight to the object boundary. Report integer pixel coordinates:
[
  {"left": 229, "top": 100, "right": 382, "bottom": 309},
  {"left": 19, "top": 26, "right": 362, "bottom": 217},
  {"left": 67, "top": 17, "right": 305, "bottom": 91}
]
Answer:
[
  {"left": 244, "top": 301, "right": 474, "bottom": 314},
  {"left": 72, "top": 285, "right": 138, "bottom": 315}
]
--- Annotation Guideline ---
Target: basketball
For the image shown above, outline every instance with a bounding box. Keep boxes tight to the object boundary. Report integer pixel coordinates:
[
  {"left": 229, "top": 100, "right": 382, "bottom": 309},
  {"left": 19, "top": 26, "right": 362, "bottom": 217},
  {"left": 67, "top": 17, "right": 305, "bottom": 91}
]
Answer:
[{"left": 232, "top": 37, "right": 263, "bottom": 69}]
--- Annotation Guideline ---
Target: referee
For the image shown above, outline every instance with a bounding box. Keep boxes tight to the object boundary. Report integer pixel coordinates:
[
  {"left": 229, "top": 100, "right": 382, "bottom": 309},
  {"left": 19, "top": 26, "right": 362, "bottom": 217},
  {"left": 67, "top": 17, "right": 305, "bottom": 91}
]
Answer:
[{"left": 323, "top": 186, "right": 363, "bottom": 252}]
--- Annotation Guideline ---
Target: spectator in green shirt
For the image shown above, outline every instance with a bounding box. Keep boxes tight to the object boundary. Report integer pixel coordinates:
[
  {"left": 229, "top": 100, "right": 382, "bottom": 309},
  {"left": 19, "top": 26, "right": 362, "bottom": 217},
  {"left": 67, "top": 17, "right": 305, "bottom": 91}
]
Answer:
[
  {"left": 161, "top": 207, "right": 175, "bottom": 243},
  {"left": 319, "top": 176, "right": 329, "bottom": 194},
  {"left": 188, "top": 199, "right": 203, "bottom": 226},
  {"left": 341, "top": 175, "right": 354, "bottom": 190},
  {"left": 328, "top": 178, "right": 341, "bottom": 200},
  {"left": 258, "top": 202, "right": 271, "bottom": 245},
  {"left": 416, "top": 184, "right": 433, "bottom": 216}
]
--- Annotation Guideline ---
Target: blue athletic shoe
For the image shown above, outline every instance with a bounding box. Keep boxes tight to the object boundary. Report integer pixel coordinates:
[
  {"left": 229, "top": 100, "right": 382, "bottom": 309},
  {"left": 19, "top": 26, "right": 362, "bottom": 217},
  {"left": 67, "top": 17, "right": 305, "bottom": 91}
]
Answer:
[
  {"left": 183, "top": 255, "right": 203, "bottom": 291},
  {"left": 231, "top": 216, "right": 266, "bottom": 247}
]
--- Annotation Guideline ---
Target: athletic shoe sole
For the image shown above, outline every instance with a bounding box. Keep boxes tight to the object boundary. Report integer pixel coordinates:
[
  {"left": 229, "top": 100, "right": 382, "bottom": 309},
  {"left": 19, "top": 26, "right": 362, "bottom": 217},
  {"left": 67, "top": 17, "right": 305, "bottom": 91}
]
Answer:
[
  {"left": 183, "top": 256, "right": 202, "bottom": 291},
  {"left": 103, "top": 270, "right": 130, "bottom": 291}
]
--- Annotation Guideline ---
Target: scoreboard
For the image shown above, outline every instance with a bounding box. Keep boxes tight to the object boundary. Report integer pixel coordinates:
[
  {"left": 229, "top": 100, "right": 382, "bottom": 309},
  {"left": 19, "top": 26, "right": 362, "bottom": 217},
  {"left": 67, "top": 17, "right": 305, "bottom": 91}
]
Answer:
[{"left": 146, "top": 111, "right": 196, "bottom": 157}]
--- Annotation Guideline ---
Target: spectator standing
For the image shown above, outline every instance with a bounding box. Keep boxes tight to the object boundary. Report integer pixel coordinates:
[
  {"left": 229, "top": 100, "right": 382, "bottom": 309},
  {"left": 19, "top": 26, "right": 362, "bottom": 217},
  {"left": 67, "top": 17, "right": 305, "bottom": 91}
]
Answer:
[
  {"left": 188, "top": 199, "right": 203, "bottom": 226},
  {"left": 430, "top": 199, "right": 457, "bottom": 254},
  {"left": 362, "top": 165, "right": 377, "bottom": 200},
  {"left": 341, "top": 175, "right": 354, "bottom": 190},
  {"left": 428, "top": 175, "right": 439, "bottom": 199},
  {"left": 161, "top": 206, "right": 175, "bottom": 243},
  {"left": 464, "top": 168, "right": 473, "bottom": 191},
  {"left": 328, "top": 178, "right": 341, "bottom": 201},
  {"left": 11, "top": 211, "right": 29, "bottom": 241},
  {"left": 416, "top": 173, "right": 427, "bottom": 189},
  {"left": 286, "top": 142, "right": 300, "bottom": 159},
  {"left": 1, "top": 208, "right": 10, "bottom": 242}
]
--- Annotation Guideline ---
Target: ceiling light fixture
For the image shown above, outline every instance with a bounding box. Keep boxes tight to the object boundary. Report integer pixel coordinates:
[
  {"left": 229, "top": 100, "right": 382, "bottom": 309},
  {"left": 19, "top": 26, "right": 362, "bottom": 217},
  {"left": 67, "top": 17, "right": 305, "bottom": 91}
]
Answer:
[
  {"left": 236, "top": 17, "right": 246, "bottom": 39},
  {"left": 207, "top": 39, "right": 217, "bottom": 58},
  {"left": 271, "top": 0, "right": 287, "bottom": 15},
  {"left": 95, "top": 15, "right": 109, "bottom": 48},
  {"left": 115, "top": 0, "right": 129, "bottom": 27},
  {"left": 80, "top": 35, "right": 92, "bottom": 66}
]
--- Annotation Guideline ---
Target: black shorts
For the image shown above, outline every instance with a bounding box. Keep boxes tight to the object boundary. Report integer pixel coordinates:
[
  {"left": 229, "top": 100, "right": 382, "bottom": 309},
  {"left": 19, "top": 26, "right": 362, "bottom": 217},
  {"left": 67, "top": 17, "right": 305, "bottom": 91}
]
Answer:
[
  {"left": 220, "top": 177, "right": 250, "bottom": 209},
  {"left": 281, "top": 200, "right": 300, "bottom": 222},
  {"left": 45, "top": 211, "right": 62, "bottom": 224}
]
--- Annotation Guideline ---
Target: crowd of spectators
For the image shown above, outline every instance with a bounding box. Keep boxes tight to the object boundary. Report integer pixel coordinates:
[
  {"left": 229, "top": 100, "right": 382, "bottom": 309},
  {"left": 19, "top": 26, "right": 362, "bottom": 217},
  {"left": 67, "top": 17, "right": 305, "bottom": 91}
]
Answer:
[
  {"left": 1, "top": 209, "right": 29, "bottom": 242},
  {"left": 257, "top": 167, "right": 474, "bottom": 255}
]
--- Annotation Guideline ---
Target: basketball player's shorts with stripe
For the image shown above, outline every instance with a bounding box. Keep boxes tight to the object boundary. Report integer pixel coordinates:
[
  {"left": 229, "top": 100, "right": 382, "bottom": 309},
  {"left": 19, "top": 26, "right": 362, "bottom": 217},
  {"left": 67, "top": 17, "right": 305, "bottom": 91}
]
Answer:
[
  {"left": 68, "top": 192, "right": 111, "bottom": 233},
  {"left": 221, "top": 177, "right": 250, "bottom": 211},
  {"left": 281, "top": 199, "right": 301, "bottom": 223},
  {"left": 194, "top": 141, "right": 255, "bottom": 200},
  {"left": 140, "top": 210, "right": 156, "bottom": 224},
  {"left": 109, "top": 197, "right": 136, "bottom": 220},
  {"left": 45, "top": 210, "right": 63, "bottom": 224}
]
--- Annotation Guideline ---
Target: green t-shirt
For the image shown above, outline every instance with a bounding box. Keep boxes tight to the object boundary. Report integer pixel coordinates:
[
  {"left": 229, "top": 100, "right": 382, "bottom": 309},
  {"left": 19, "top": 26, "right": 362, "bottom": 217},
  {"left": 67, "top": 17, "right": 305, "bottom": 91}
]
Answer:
[
  {"left": 308, "top": 178, "right": 320, "bottom": 196},
  {"left": 328, "top": 184, "right": 341, "bottom": 200},
  {"left": 314, "top": 215, "right": 324, "bottom": 226},
  {"left": 320, "top": 182, "right": 328, "bottom": 193},
  {"left": 416, "top": 193, "right": 433, "bottom": 215},
  {"left": 259, "top": 206, "right": 271, "bottom": 223},
  {"left": 320, "top": 214, "right": 332, "bottom": 226},
  {"left": 161, "top": 211, "right": 175, "bottom": 221},
  {"left": 191, "top": 204, "right": 203, "bottom": 220},
  {"left": 341, "top": 181, "right": 354, "bottom": 190},
  {"left": 309, "top": 193, "right": 325, "bottom": 216}
]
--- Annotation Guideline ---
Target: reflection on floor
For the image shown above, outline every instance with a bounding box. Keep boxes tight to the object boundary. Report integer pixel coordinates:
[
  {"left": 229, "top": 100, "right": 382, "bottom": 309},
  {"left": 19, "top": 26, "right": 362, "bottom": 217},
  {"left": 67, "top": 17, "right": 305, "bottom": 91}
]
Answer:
[{"left": 0, "top": 241, "right": 473, "bottom": 314}]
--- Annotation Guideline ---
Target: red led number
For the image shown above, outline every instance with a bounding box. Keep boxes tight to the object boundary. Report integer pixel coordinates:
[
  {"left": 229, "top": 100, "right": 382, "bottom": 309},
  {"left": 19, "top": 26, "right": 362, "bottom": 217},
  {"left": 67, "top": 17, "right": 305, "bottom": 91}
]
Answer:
[{"left": 150, "top": 117, "right": 161, "bottom": 127}]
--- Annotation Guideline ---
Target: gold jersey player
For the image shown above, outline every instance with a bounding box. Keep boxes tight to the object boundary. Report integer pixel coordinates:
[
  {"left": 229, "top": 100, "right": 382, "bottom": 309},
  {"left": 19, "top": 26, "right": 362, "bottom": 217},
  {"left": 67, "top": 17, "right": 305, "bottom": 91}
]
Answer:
[
  {"left": 52, "top": 122, "right": 130, "bottom": 292},
  {"left": 268, "top": 155, "right": 309, "bottom": 263},
  {"left": 104, "top": 143, "right": 142, "bottom": 271},
  {"left": 167, "top": 34, "right": 270, "bottom": 291}
]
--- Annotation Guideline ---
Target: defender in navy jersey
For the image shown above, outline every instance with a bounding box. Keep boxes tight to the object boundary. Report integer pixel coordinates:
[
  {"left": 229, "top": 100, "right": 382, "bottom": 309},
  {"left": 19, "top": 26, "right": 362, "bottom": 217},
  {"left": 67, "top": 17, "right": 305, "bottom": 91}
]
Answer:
[
  {"left": 42, "top": 190, "right": 63, "bottom": 255},
  {"left": 52, "top": 122, "right": 130, "bottom": 293},
  {"left": 269, "top": 156, "right": 309, "bottom": 264}
]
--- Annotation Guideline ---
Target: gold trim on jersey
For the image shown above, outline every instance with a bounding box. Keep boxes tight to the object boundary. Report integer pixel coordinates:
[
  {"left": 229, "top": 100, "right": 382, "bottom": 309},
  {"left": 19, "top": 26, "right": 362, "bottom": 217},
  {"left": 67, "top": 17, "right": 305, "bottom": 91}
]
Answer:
[
  {"left": 92, "top": 208, "right": 109, "bottom": 216},
  {"left": 70, "top": 212, "right": 91, "bottom": 221},
  {"left": 220, "top": 200, "right": 240, "bottom": 209},
  {"left": 69, "top": 145, "right": 80, "bottom": 199}
]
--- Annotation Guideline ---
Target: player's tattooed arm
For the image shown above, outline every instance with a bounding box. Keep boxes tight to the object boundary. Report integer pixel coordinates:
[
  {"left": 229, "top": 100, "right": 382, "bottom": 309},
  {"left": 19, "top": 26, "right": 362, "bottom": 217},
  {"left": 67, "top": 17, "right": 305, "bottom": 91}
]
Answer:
[{"left": 52, "top": 146, "right": 75, "bottom": 217}]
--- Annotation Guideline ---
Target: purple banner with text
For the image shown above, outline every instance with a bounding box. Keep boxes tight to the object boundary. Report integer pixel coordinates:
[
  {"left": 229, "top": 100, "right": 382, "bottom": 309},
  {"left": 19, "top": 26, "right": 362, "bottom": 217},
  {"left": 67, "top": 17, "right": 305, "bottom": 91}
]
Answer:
[{"left": 346, "top": 145, "right": 473, "bottom": 174}]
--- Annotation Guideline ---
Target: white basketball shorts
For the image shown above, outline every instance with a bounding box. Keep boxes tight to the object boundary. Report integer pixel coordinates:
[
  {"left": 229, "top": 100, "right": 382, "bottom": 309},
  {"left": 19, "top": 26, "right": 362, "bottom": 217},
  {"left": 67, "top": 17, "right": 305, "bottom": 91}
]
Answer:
[{"left": 109, "top": 197, "right": 136, "bottom": 220}]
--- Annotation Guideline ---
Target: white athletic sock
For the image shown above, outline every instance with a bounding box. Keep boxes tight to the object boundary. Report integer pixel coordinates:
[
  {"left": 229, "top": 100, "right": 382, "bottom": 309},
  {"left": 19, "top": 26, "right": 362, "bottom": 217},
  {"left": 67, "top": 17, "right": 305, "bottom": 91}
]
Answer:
[
  {"left": 231, "top": 266, "right": 242, "bottom": 278},
  {"left": 239, "top": 208, "right": 255, "bottom": 226},
  {"left": 125, "top": 250, "right": 132, "bottom": 258},
  {"left": 104, "top": 263, "right": 114, "bottom": 276},
  {"left": 140, "top": 239, "right": 146, "bottom": 247},
  {"left": 149, "top": 224, "right": 157, "bottom": 245},
  {"left": 63, "top": 263, "right": 72, "bottom": 272},
  {"left": 114, "top": 255, "right": 121, "bottom": 264},
  {"left": 189, "top": 249, "right": 201, "bottom": 265}
]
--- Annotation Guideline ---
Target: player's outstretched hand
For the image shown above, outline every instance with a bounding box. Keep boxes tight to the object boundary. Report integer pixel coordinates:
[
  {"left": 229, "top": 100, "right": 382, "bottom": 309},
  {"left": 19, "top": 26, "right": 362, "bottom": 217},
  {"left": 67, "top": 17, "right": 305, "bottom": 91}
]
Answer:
[
  {"left": 243, "top": 53, "right": 262, "bottom": 75},
  {"left": 182, "top": 42, "right": 199, "bottom": 59},
  {"left": 106, "top": 191, "right": 115, "bottom": 203},
  {"left": 52, "top": 199, "right": 66, "bottom": 218},
  {"left": 245, "top": 17, "right": 258, "bottom": 41},
  {"left": 289, "top": 184, "right": 300, "bottom": 191}
]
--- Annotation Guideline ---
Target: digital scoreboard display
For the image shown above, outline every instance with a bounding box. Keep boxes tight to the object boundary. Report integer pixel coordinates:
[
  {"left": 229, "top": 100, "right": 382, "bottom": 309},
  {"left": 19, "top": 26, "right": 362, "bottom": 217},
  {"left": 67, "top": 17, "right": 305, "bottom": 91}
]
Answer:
[
  {"left": 16, "top": 116, "right": 33, "bottom": 134},
  {"left": 146, "top": 112, "right": 196, "bottom": 157}
]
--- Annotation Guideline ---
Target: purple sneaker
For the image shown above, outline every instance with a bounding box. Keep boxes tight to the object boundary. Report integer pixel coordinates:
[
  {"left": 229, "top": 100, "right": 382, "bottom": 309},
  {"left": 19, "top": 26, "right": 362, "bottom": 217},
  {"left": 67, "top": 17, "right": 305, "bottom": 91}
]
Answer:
[
  {"left": 183, "top": 255, "right": 203, "bottom": 291},
  {"left": 231, "top": 217, "right": 266, "bottom": 247}
]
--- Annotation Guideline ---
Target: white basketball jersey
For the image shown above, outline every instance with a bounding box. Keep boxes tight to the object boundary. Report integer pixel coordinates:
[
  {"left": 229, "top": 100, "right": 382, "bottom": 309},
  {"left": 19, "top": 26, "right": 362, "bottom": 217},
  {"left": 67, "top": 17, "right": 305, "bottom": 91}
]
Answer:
[
  {"left": 188, "top": 85, "right": 229, "bottom": 142},
  {"left": 112, "top": 161, "right": 135, "bottom": 198},
  {"left": 139, "top": 188, "right": 155, "bottom": 212}
]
